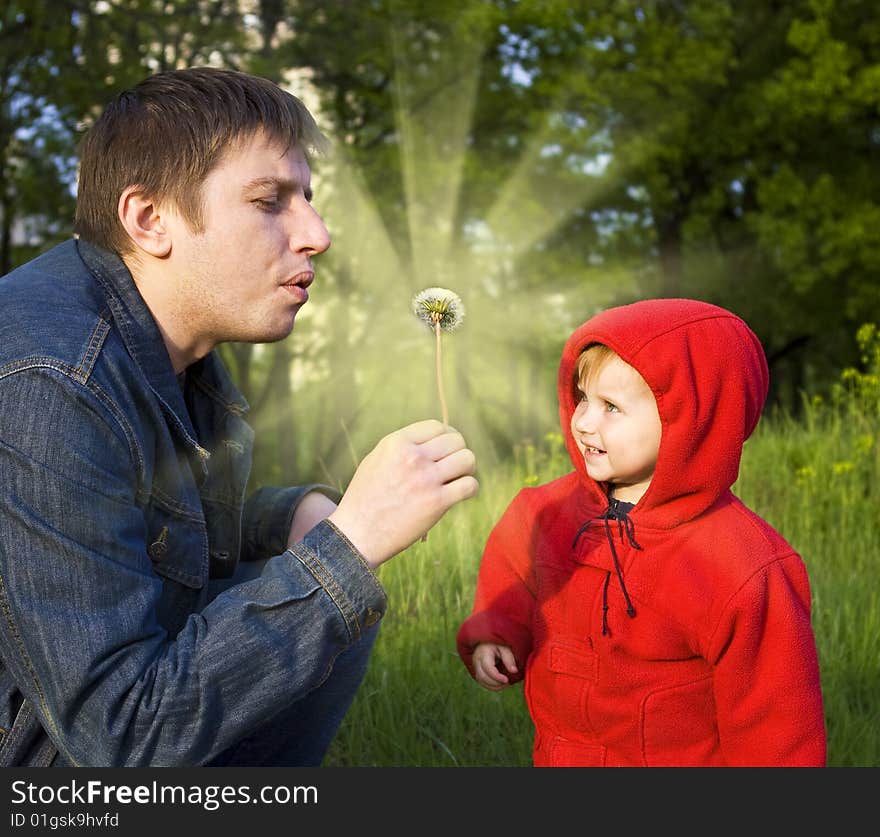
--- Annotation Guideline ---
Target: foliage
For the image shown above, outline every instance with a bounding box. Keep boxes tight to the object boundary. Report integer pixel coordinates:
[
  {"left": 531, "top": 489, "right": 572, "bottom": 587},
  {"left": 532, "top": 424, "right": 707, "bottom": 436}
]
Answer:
[
  {"left": 831, "top": 322, "right": 880, "bottom": 411},
  {"left": 487, "top": 0, "right": 880, "bottom": 405},
  {"left": 257, "top": 0, "right": 880, "bottom": 485},
  {"left": 2, "top": 0, "right": 878, "bottom": 480},
  {"left": 0, "top": 1, "right": 249, "bottom": 272}
]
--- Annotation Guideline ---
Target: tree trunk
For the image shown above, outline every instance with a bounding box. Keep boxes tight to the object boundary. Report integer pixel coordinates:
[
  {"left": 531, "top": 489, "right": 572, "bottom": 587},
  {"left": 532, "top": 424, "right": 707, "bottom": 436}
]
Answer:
[{"left": 655, "top": 212, "right": 682, "bottom": 298}]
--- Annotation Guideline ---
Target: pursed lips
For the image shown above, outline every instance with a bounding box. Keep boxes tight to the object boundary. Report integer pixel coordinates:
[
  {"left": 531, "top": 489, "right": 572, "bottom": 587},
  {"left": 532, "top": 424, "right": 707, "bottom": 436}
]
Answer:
[{"left": 281, "top": 270, "right": 314, "bottom": 303}]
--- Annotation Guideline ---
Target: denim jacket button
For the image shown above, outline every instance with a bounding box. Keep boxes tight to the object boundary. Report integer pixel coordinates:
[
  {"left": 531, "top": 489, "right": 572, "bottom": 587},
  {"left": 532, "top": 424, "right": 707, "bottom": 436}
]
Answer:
[
  {"left": 364, "top": 607, "right": 382, "bottom": 627},
  {"left": 148, "top": 540, "right": 168, "bottom": 561},
  {"left": 209, "top": 550, "right": 235, "bottom": 578}
]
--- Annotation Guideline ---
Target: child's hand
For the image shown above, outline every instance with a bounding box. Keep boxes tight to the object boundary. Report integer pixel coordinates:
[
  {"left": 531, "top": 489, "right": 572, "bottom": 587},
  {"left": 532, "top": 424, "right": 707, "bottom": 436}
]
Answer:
[{"left": 472, "top": 643, "right": 518, "bottom": 691}]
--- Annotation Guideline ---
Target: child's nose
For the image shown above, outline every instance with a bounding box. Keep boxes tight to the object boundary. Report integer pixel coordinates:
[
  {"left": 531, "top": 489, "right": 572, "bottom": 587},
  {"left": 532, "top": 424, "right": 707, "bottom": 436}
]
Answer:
[{"left": 573, "top": 403, "right": 597, "bottom": 433}]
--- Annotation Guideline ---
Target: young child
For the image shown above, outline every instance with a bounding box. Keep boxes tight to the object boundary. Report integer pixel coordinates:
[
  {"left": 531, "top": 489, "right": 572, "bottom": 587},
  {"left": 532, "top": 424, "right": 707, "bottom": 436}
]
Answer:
[{"left": 457, "top": 298, "right": 826, "bottom": 766}]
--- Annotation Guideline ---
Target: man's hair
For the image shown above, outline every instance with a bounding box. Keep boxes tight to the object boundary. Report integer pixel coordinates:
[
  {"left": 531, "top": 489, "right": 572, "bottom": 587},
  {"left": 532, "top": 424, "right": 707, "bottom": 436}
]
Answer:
[
  {"left": 575, "top": 343, "right": 617, "bottom": 393},
  {"left": 74, "top": 67, "right": 326, "bottom": 255}
]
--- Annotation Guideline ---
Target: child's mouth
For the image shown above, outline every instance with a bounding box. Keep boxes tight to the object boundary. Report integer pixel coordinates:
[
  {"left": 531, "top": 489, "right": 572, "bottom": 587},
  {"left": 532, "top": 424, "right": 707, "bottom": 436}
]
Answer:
[{"left": 585, "top": 445, "right": 606, "bottom": 456}]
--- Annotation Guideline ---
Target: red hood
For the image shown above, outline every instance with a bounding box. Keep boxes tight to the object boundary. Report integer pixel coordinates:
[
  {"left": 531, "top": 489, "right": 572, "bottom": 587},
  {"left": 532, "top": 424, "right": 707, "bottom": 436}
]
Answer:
[{"left": 557, "top": 298, "right": 769, "bottom": 528}]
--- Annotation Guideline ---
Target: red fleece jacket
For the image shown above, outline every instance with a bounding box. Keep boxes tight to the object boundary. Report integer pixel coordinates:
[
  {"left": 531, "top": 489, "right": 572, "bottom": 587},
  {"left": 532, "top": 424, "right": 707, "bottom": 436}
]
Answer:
[{"left": 457, "top": 299, "right": 826, "bottom": 766}]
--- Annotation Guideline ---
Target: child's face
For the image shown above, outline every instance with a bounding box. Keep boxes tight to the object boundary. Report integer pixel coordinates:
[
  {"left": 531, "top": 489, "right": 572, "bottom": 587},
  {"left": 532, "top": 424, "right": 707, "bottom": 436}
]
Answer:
[{"left": 571, "top": 355, "right": 661, "bottom": 504}]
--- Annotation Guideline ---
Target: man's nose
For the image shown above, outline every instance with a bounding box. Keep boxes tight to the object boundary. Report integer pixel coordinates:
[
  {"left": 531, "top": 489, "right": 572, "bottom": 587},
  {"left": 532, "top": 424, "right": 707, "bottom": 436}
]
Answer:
[{"left": 291, "top": 204, "right": 331, "bottom": 256}]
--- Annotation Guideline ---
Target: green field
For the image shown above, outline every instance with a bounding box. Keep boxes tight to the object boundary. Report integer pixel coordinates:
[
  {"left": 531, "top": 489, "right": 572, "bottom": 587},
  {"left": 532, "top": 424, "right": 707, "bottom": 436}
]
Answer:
[{"left": 325, "top": 327, "right": 880, "bottom": 767}]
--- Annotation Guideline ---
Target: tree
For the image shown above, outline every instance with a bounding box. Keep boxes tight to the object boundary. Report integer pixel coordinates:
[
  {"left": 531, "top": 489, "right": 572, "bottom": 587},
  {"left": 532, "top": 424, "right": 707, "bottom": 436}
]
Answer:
[
  {"left": 496, "top": 0, "right": 880, "bottom": 404},
  {"left": 5, "top": 1, "right": 877, "bottom": 484},
  {"left": 0, "top": 1, "right": 90, "bottom": 273},
  {"left": 0, "top": 1, "right": 250, "bottom": 273}
]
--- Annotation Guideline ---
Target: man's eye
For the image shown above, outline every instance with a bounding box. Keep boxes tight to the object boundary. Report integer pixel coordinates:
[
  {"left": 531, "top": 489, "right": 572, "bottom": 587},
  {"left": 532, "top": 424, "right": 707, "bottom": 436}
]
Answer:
[{"left": 254, "top": 197, "right": 280, "bottom": 212}]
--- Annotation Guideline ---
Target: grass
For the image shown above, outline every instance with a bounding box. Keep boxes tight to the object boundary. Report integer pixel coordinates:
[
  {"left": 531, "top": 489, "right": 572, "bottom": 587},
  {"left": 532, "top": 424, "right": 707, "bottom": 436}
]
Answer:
[
  {"left": 324, "top": 474, "right": 536, "bottom": 767},
  {"left": 324, "top": 328, "right": 880, "bottom": 767}
]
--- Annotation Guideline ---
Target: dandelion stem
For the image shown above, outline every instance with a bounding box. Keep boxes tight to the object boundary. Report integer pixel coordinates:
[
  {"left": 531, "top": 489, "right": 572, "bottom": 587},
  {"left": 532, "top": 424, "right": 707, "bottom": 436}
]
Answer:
[
  {"left": 434, "top": 319, "right": 449, "bottom": 427},
  {"left": 412, "top": 287, "right": 461, "bottom": 429}
]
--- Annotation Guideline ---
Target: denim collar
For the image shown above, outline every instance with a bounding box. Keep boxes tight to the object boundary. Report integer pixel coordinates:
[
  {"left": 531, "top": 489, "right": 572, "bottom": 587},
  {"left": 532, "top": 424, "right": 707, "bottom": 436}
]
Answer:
[{"left": 76, "top": 239, "right": 249, "bottom": 453}]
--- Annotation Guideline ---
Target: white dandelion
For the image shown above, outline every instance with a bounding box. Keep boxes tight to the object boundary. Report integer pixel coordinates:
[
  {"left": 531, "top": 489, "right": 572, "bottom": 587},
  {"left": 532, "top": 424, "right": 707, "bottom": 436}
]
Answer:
[{"left": 412, "top": 287, "right": 465, "bottom": 426}]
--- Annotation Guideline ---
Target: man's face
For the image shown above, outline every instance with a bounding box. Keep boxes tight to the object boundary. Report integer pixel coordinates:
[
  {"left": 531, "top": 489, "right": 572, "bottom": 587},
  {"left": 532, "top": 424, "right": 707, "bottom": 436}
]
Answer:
[{"left": 166, "top": 130, "right": 330, "bottom": 353}]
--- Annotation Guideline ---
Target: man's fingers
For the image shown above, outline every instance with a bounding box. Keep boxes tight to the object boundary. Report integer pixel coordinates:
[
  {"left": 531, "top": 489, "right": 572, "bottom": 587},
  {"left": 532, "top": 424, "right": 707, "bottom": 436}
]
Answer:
[
  {"left": 395, "top": 418, "right": 449, "bottom": 444},
  {"left": 440, "top": 474, "right": 479, "bottom": 507},
  {"left": 331, "top": 419, "right": 477, "bottom": 568},
  {"left": 420, "top": 429, "right": 466, "bottom": 462},
  {"left": 435, "top": 447, "right": 476, "bottom": 484}
]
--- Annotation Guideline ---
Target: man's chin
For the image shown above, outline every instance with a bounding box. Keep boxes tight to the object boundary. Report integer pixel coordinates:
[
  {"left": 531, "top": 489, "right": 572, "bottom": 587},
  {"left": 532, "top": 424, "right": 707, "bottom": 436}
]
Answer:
[{"left": 251, "top": 314, "right": 299, "bottom": 345}]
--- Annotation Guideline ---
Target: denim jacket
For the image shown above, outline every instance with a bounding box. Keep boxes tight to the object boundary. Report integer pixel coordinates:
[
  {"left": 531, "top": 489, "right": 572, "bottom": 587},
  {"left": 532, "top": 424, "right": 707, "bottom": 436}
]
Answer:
[{"left": 0, "top": 240, "right": 386, "bottom": 766}]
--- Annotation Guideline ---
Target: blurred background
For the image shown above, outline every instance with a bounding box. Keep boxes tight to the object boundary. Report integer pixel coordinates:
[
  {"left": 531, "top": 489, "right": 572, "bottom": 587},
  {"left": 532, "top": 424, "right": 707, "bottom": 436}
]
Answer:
[{"left": 2, "top": 0, "right": 878, "bottom": 490}]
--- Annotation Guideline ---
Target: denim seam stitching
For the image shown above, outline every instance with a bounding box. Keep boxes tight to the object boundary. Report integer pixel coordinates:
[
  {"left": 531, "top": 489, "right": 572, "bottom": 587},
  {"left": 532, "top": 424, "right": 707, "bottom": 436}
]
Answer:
[
  {"left": 85, "top": 257, "right": 203, "bottom": 455},
  {"left": 190, "top": 372, "right": 248, "bottom": 414},
  {"left": 0, "top": 357, "right": 85, "bottom": 381},
  {"left": 82, "top": 253, "right": 144, "bottom": 377},
  {"left": 0, "top": 575, "right": 76, "bottom": 765},
  {"left": 287, "top": 546, "right": 359, "bottom": 641},
  {"left": 76, "top": 317, "right": 111, "bottom": 383},
  {"left": 152, "top": 559, "right": 206, "bottom": 589},
  {"left": 0, "top": 360, "right": 145, "bottom": 493},
  {"left": 198, "top": 493, "right": 241, "bottom": 512},
  {"left": 0, "top": 699, "right": 30, "bottom": 765},
  {"left": 0, "top": 578, "right": 46, "bottom": 713},
  {"left": 301, "top": 547, "right": 359, "bottom": 638},
  {"left": 322, "top": 519, "right": 386, "bottom": 602},
  {"left": 150, "top": 486, "right": 204, "bottom": 520}
]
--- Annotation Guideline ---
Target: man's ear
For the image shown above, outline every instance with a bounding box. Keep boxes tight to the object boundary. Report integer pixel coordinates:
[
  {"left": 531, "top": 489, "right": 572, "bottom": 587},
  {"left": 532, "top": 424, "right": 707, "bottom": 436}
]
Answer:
[{"left": 117, "top": 186, "right": 172, "bottom": 258}]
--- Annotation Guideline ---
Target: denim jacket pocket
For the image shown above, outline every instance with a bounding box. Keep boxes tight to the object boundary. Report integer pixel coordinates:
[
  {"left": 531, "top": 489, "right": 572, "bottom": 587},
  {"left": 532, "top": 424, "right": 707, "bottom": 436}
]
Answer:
[
  {"left": 144, "top": 500, "right": 209, "bottom": 591},
  {"left": 144, "top": 502, "right": 209, "bottom": 637}
]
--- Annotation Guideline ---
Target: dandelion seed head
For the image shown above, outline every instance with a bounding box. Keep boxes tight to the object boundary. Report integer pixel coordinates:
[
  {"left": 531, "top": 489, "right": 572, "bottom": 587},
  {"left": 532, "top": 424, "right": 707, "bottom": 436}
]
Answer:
[{"left": 411, "top": 286, "right": 465, "bottom": 332}]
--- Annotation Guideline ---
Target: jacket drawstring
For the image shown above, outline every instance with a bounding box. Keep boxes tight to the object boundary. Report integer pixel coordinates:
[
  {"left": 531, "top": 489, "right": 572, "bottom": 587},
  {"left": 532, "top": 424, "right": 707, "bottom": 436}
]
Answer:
[{"left": 572, "top": 492, "right": 642, "bottom": 635}]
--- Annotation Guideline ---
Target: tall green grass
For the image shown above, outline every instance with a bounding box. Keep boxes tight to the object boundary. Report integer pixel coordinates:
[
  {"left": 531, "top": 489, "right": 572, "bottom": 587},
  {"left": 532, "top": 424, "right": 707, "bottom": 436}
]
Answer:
[{"left": 325, "top": 326, "right": 880, "bottom": 766}]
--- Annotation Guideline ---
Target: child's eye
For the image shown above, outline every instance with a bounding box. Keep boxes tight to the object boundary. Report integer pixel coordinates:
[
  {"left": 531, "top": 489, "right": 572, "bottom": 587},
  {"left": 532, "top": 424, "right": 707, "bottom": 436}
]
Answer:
[{"left": 605, "top": 401, "right": 619, "bottom": 413}]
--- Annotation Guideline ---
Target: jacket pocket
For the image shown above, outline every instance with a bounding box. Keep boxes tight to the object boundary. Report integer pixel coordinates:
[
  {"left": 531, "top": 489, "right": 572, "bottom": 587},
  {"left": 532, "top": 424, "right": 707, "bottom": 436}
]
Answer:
[
  {"left": 144, "top": 501, "right": 208, "bottom": 636},
  {"left": 529, "top": 639, "right": 598, "bottom": 736},
  {"left": 642, "top": 676, "right": 719, "bottom": 765},
  {"left": 549, "top": 641, "right": 598, "bottom": 680},
  {"left": 144, "top": 502, "right": 208, "bottom": 590}
]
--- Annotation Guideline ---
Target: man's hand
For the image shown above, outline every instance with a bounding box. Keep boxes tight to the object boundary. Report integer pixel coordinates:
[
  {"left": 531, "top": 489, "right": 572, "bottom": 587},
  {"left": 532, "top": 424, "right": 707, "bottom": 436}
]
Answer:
[
  {"left": 327, "top": 419, "right": 478, "bottom": 568},
  {"left": 287, "top": 491, "right": 338, "bottom": 545}
]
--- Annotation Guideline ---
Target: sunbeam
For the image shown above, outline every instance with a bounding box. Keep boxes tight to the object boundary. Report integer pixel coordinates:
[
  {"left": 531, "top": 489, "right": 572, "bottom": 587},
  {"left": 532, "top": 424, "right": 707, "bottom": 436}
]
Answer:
[
  {"left": 391, "top": 25, "right": 484, "bottom": 283},
  {"left": 291, "top": 20, "right": 643, "bottom": 486}
]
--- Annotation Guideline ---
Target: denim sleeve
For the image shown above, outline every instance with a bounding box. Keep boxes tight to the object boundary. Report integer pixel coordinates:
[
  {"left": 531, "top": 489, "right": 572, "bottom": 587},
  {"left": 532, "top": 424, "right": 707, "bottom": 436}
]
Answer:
[
  {"left": 0, "top": 368, "right": 386, "bottom": 767},
  {"left": 242, "top": 483, "right": 342, "bottom": 561}
]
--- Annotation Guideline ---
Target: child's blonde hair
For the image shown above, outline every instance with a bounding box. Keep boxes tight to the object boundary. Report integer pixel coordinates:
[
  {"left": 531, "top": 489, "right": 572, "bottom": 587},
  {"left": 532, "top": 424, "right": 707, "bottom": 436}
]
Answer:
[{"left": 575, "top": 343, "right": 617, "bottom": 392}]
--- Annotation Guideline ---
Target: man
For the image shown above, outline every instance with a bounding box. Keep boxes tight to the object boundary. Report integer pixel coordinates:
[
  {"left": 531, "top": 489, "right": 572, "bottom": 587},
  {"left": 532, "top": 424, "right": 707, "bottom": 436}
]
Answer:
[{"left": 0, "top": 67, "right": 477, "bottom": 766}]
